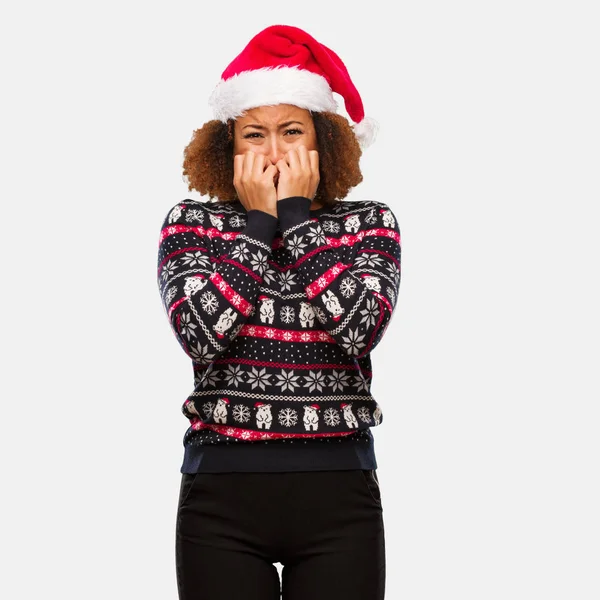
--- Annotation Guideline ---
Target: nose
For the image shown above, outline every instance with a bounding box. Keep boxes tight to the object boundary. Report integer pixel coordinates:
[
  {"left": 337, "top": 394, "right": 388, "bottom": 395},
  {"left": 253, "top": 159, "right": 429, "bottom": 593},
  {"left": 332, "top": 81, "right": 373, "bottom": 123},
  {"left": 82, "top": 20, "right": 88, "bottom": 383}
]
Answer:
[{"left": 265, "top": 137, "right": 284, "bottom": 165}]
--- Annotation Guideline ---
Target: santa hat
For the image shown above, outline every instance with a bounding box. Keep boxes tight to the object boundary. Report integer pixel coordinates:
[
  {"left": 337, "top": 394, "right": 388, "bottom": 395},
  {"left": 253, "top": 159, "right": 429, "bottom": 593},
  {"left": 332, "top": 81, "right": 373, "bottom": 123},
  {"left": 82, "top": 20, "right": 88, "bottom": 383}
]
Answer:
[{"left": 208, "top": 24, "right": 378, "bottom": 149}]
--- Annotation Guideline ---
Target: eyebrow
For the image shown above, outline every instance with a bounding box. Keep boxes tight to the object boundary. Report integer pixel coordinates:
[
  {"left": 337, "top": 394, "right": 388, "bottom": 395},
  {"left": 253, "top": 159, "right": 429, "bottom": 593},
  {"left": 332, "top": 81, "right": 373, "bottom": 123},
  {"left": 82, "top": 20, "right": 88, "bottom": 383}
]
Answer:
[{"left": 242, "top": 120, "right": 305, "bottom": 131}]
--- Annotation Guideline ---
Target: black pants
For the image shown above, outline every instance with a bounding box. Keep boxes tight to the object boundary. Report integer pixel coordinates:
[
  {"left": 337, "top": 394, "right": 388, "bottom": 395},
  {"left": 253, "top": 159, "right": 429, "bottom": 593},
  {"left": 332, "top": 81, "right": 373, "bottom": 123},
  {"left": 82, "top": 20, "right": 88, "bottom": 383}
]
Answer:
[{"left": 176, "top": 469, "right": 386, "bottom": 600}]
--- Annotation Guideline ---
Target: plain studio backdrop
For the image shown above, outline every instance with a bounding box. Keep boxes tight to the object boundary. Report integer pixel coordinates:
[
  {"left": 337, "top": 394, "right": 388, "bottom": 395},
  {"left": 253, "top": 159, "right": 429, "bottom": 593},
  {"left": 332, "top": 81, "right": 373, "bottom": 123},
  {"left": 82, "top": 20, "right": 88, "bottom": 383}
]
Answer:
[{"left": 1, "top": 1, "right": 598, "bottom": 598}]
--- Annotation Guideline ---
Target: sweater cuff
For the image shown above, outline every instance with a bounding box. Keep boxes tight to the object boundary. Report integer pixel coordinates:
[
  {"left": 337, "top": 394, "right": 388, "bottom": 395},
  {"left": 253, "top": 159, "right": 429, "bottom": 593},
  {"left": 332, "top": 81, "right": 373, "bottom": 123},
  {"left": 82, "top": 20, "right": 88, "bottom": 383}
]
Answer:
[
  {"left": 277, "top": 196, "right": 312, "bottom": 232},
  {"left": 244, "top": 209, "right": 278, "bottom": 247}
]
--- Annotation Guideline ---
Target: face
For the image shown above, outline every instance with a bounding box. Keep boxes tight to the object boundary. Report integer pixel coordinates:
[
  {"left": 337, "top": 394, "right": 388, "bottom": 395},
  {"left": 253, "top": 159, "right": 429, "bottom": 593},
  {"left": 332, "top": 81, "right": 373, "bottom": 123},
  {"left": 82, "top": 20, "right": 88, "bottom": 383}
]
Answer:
[{"left": 232, "top": 104, "right": 318, "bottom": 164}]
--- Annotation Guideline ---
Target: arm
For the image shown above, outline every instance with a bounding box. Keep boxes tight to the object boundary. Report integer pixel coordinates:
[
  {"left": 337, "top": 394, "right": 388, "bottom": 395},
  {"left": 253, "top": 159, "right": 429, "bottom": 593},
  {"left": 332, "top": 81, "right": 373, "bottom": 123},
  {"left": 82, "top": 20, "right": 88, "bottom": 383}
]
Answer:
[
  {"left": 277, "top": 196, "right": 401, "bottom": 357},
  {"left": 157, "top": 203, "right": 278, "bottom": 365}
]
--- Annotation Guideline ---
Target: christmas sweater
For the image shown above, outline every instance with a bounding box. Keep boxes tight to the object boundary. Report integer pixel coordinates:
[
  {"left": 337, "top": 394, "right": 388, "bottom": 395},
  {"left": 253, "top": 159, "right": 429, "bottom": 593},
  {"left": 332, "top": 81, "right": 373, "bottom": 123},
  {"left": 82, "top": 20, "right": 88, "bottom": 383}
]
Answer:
[{"left": 156, "top": 196, "right": 401, "bottom": 473}]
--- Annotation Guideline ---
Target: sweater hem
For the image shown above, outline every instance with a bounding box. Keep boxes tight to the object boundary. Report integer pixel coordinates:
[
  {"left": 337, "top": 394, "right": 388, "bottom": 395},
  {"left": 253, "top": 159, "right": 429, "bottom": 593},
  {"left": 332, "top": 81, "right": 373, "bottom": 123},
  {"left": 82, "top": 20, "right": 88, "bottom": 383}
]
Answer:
[{"left": 180, "top": 428, "right": 377, "bottom": 473}]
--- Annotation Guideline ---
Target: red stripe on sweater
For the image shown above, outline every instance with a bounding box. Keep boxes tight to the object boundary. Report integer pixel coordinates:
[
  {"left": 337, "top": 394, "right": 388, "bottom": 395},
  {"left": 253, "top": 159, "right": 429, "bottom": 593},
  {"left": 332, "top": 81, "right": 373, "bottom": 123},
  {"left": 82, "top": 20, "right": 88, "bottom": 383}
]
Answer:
[
  {"left": 305, "top": 262, "right": 352, "bottom": 299},
  {"left": 358, "top": 247, "right": 401, "bottom": 268},
  {"left": 157, "top": 245, "right": 209, "bottom": 276},
  {"left": 220, "top": 257, "right": 264, "bottom": 281},
  {"left": 285, "top": 227, "right": 400, "bottom": 271},
  {"left": 237, "top": 324, "right": 335, "bottom": 343},
  {"left": 159, "top": 223, "right": 283, "bottom": 248},
  {"left": 209, "top": 272, "right": 254, "bottom": 317},
  {"left": 191, "top": 420, "right": 359, "bottom": 441},
  {"left": 322, "top": 227, "right": 400, "bottom": 248},
  {"left": 371, "top": 290, "right": 393, "bottom": 314},
  {"left": 168, "top": 296, "right": 187, "bottom": 318},
  {"left": 160, "top": 224, "right": 399, "bottom": 249}
]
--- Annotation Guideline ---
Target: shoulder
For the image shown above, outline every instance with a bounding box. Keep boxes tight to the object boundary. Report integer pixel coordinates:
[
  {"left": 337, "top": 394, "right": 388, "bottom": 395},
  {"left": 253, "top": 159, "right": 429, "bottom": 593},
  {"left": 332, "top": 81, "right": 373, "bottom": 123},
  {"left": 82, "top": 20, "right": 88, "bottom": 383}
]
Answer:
[
  {"left": 332, "top": 200, "right": 400, "bottom": 229},
  {"left": 334, "top": 199, "right": 395, "bottom": 214},
  {"left": 356, "top": 199, "right": 398, "bottom": 216},
  {"left": 160, "top": 198, "right": 244, "bottom": 228}
]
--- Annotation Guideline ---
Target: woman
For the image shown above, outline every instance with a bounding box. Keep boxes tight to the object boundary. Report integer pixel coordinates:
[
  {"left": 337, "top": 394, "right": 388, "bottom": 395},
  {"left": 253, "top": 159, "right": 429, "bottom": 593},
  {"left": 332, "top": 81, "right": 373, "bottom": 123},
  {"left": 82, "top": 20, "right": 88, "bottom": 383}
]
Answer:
[{"left": 157, "top": 24, "right": 401, "bottom": 600}]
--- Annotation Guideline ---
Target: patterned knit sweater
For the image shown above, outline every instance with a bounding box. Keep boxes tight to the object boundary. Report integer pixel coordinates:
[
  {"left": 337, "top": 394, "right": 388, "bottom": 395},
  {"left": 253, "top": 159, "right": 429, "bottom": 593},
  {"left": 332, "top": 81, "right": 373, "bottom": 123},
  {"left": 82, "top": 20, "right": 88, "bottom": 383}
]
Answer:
[{"left": 157, "top": 196, "right": 401, "bottom": 472}]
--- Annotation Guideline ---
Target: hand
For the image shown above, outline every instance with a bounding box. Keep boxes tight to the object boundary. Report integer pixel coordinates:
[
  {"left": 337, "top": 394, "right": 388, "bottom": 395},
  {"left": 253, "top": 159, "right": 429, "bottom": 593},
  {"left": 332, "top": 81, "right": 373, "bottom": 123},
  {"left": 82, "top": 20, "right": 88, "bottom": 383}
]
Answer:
[
  {"left": 233, "top": 151, "right": 279, "bottom": 217},
  {"left": 275, "top": 146, "right": 320, "bottom": 201}
]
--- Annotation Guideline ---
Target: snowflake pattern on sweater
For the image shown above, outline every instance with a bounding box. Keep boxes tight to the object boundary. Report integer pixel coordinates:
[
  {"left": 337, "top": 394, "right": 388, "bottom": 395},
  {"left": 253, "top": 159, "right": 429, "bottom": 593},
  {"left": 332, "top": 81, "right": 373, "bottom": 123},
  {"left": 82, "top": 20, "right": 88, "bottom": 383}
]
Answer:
[{"left": 157, "top": 196, "right": 401, "bottom": 444}]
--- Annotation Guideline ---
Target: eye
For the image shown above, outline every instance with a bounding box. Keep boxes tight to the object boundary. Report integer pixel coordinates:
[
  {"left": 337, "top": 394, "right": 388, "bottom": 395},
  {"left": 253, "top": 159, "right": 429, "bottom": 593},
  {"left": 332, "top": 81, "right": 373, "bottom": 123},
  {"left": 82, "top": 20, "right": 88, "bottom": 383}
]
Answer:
[
  {"left": 243, "top": 132, "right": 262, "bottom": 139},
  {"left": 284, "top": 129, "right": 303, "bottom": 136}
]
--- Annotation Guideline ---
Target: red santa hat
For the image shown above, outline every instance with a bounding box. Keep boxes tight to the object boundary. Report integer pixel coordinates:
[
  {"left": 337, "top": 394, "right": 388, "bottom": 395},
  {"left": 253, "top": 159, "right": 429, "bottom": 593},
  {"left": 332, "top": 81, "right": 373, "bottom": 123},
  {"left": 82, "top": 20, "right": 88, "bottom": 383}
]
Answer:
[{"left": 208, "top": 24, "right": 378, "bottom": 149}]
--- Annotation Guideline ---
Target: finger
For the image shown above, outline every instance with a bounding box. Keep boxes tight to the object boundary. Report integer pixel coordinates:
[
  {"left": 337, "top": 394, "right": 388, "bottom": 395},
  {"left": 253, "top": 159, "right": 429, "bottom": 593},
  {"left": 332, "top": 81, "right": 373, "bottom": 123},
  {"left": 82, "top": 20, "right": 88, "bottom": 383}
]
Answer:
[
  {"left": 309, "top": 150, "right": 320, "bottom": 199},
  {"left": 264, "top": 164, "right": 278, "bottom": 180},
  {"left": 276, "top": 157, "right": 291, "bottom": 174},
  {"left": 309, "top": 150, "right": 319, "bottom": 176},
  {"left": 286, "top": 147, "right": 300, "bottom": 171},
  {"left": 238, "top": 151, "right": 253, "bottom": 182},
  {"left": 296, "top": 145, "right": 310, "bottom": 171},
  {"left": 251, "top": 152, "right": 266, "bottom": 179},
  {"left": 233, "top": 153, "right": 244, "bottom": 180}
]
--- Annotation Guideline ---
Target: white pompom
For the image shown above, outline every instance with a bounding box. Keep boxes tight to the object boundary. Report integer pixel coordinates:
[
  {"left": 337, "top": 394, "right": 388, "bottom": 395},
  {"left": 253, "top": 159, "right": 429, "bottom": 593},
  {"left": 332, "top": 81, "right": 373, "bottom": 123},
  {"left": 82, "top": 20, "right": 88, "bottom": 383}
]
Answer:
[{"left": 352, "top": 116, "right": 379, "bottom": 149}]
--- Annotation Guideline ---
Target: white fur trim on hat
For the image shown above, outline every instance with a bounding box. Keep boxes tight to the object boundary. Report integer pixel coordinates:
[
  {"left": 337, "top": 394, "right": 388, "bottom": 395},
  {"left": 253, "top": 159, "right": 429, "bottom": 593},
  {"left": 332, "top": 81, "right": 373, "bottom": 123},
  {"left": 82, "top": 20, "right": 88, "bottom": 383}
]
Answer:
[
  {"left": 209, "top": 66, "right": 338, "bottom": 122},
  {"left": 352, "top": 116, "right": 379, "bottom": 149}
]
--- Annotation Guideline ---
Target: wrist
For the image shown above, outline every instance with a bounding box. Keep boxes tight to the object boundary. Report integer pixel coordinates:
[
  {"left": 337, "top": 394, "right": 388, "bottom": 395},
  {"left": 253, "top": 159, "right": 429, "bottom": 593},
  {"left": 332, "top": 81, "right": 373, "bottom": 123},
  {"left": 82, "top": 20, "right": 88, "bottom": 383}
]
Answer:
[
  {"left": 277, "top": 196, "right": 312, "bottom": 232},
  {"left": 244, "top": 209, "right": 278, "bottom": 246}
]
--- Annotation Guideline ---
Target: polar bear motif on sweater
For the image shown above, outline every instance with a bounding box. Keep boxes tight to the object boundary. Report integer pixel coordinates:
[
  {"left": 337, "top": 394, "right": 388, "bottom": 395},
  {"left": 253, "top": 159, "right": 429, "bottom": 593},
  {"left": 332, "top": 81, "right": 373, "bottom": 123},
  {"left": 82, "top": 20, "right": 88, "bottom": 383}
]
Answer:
[
  {"left": 184, "top": 274, "right": 208, "bottom": 297},
  {"left": 255, "top": 403, "right": 273, "bottom": 429},
  {"left": 168, "top": 204, "right": 184, "bottom": 223},
  {"left": 373, "top": 406, "right": 382, "bottom": 425},
  {"left": 322, "top": 290, "right": 344, "bottom": 321},
  {"left": 303, "top": 404, "right": 320, "bottom": 431},
  {"left": 209, "top": 213, "right": 224, "bottom": 231},
  {"left": 365, "top": 207, "right": 378, "bottom": 224},
  {"left": 258, "top": 296, "right": 275, "bottom": 324},
  {"left": 361, "top": 274, "right": 381, "bottom": 293},
  {"left": 380, "top": 208, "right": 395, "bottom": 229},
  {"left": 183, "top": 399, "right": 200, "bottom": 417},
  {"left": 344, "top": 214, "right": 361, "bottom": 233},
  {"left": 299, "top": 301, "right": 315, "bottom": 327},
  {"left": 213, "top": 398, "right": 230, "bottom": 424},
  {"left": 213, "top": 308, "right": 237, "bottom": 338},
  {"left": 341, "top": 403, "right": 359, "bottom": 428}
]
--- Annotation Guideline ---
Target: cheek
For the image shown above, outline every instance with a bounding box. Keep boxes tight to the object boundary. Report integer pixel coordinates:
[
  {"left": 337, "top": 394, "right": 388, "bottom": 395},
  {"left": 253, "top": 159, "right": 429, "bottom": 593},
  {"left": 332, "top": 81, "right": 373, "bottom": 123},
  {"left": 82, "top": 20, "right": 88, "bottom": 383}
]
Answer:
[
  {"left": 233, "top": 138, "right": 246, "bottom": 154},
  {"left": 305, "top": 131, "right": 318, "bottom": 151},
  {"left": 234, "top": 140, "right": 267, "bottom": 156},
  {"left": 291, "top": 137, "right": 318, "bottom": 151}
]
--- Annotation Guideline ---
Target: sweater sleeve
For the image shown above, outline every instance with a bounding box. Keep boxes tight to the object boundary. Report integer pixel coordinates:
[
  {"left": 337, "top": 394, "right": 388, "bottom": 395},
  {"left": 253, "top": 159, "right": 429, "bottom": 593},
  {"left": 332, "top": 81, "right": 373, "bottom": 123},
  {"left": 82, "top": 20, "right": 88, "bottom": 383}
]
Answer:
[
  {"left": 157, "top": 204, "right": 278, "bottom": 365},
  {"left": 277, "top": 196, "right": 401, "bottom": 357}
]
